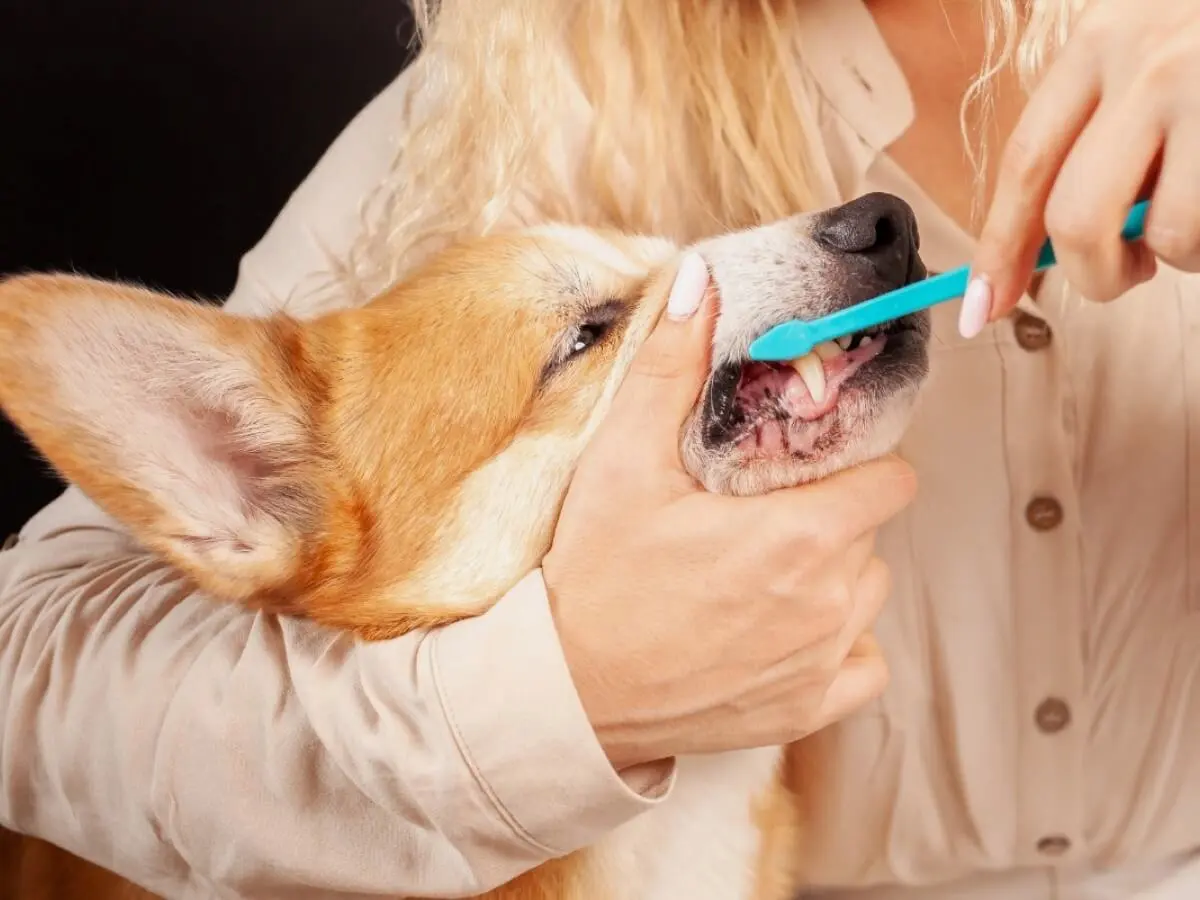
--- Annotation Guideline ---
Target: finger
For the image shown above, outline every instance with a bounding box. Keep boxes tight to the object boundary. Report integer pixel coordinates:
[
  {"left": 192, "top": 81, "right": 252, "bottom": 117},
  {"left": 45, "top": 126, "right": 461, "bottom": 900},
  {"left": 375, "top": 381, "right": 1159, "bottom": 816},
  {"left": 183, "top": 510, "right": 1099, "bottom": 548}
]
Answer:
[
  {"left": 968, "top": 39, "right": 1102, "bottom": 329},
  {"left": 805, "top": 534, "right": 877, "bottom": 662},
  {"left": 1144, "top": 122, "right": 1200, "bottom": 273},
  {"left": 832, "top": 555, "right": 890, "bottom": 664},
  {"left": 753, "top": 455, "right": 918, "bottom": 549},
  {"left": 1042, "top": 97, "right": 1163, "bottom": 302},
  {"left": 603, "top": 253, "right": 716, "bottom": 459},
  {"left": 781, "top": 548, "right": 889, "bottom": 676},
  {"left": 847, "top": 632, "right": 881, "bottom": 659},
  {"left": 810, "top": 652, "right": 889, "bottom": 732},
  {"left": 845, "top": 531, "right": 876, "bottom": 579}
]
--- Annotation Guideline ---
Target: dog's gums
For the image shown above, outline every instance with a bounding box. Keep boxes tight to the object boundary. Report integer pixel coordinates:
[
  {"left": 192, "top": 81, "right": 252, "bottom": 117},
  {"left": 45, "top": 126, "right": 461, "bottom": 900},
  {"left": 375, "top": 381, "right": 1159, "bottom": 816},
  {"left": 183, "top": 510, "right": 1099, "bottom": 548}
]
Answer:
[
  {"left": 736, "top": 340, "right": 886, "bottom": 445},
  {"left": 701, "top": 315, "right": 926, "bottom": 461},
  {"left": 784, "top": 331, "right": 887, "bottom": 405}
]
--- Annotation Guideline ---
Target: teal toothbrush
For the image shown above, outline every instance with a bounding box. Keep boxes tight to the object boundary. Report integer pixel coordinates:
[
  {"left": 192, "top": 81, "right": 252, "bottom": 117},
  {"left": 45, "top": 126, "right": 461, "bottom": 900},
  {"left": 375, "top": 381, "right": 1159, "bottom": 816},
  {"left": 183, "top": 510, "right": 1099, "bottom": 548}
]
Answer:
[{"left": 747, "top": 199, "right": 1151, "bottom": 362}]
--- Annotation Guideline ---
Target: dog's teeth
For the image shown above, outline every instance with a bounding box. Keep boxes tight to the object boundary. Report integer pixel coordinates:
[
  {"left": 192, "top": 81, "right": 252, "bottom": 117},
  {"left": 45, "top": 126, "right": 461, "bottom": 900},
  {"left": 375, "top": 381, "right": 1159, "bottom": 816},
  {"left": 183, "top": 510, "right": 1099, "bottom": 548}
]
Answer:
[
  {"left": 835, "top": 336, "right": 853, "bottom": 350},
  {"left": 789, "top": 352, "right": 827, "bottom": 404},
  {"left": 813, "top": 340, "right": 843, "bottom": 361},
  {"left": 860, "top": 335, "right": 873, "bottom": 347}
]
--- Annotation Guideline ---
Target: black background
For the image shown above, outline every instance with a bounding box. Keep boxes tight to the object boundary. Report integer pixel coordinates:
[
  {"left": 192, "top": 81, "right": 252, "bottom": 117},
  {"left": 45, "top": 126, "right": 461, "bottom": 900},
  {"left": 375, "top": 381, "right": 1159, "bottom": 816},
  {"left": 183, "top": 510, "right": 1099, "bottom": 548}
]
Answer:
[{"left": 0, "top": 1, "right": 416, "bottom": 536}]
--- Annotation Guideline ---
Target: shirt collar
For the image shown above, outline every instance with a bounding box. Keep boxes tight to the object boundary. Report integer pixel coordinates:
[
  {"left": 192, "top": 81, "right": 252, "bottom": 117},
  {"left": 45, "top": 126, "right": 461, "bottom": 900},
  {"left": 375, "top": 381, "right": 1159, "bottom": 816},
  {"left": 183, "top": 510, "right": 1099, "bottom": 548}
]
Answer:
[{"left": 794, "top": 0, "right": 915, "bottom": 155}]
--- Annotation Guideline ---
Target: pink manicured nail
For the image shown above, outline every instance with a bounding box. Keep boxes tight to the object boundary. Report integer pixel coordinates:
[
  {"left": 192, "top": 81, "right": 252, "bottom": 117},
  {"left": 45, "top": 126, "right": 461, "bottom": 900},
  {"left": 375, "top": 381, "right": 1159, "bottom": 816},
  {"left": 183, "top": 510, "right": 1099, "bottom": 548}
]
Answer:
[
  {"left": 667, "top": 253, "right": 710, "bottom": 320},
  {"left": 958, "top": 275, "right": 992, "bottom": 339}
]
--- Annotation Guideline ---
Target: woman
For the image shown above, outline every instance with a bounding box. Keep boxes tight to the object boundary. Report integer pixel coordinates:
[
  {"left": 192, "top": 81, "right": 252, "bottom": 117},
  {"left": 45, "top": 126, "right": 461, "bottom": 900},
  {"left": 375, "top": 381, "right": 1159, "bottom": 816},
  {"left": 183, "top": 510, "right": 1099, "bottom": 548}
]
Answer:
[{"left": 4, "top": 0, "right": 1200, "bottom": 898}]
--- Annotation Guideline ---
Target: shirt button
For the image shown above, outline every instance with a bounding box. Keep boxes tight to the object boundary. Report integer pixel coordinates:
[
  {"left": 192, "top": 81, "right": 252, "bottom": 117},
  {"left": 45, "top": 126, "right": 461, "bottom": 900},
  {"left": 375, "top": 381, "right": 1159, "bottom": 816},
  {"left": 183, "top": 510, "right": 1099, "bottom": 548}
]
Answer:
[
  {"left": 1036, "top": 835, "right": 1072, "bottom": 856},
  {"left": 1013, "top": 312, "right": 1052, "bottom": 351},
  {"left": 1025, "top": 496, "right": 1064, "bottom": 531},
  {"left": 1034, "top": 697, "right": 1071, "bottom": 733}
]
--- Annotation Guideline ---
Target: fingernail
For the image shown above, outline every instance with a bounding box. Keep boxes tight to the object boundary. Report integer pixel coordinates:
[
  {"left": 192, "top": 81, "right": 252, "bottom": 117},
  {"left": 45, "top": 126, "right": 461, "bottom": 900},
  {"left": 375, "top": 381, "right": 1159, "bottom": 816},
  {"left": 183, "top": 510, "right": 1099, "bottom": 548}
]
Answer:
[
  {"left": 667, "top": 253, "right": 710, "bottom": 320},
  {"left": 958, "top": 275, "right": 992, "bottom": 339}
]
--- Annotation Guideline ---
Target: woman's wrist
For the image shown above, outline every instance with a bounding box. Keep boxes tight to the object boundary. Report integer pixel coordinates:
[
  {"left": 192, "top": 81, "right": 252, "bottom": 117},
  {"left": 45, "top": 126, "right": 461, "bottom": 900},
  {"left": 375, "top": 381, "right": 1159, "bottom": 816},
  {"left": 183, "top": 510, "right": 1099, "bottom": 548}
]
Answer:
[
  {"left": 547, "top": 587, "right": 661, "bottom": 771},
  {"left": 575, "top": 693, "right": 675, "bottom": 773}
]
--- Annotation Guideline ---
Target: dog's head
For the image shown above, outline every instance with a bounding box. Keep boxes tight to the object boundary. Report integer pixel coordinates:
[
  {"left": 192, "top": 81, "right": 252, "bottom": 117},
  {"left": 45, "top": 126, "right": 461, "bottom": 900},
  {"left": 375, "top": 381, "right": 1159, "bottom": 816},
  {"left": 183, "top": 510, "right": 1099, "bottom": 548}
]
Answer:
[{"left": 0, "top": 193, "right": 929, "bottom": 638}]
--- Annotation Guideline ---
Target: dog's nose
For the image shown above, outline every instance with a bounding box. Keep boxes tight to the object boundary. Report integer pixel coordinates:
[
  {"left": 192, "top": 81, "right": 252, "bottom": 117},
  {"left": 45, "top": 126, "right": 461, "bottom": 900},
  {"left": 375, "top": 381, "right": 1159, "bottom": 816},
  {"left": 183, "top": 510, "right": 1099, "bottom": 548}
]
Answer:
[{"left": 813, "top": 192, "right": 920, "bottom": 285}]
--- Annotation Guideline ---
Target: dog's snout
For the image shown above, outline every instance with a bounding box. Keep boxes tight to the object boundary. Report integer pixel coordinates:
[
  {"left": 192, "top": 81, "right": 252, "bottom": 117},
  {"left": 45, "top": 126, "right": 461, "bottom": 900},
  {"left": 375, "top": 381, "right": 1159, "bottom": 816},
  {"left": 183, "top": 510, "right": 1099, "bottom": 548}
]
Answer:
[{"left": 814, "top": 192, "right": 920, "bottom": 285}]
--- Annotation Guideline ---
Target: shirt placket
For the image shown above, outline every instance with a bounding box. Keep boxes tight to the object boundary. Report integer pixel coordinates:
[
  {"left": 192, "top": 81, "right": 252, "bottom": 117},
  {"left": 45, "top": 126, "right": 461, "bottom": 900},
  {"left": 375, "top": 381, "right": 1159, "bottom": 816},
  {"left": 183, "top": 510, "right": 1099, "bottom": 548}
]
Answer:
[
  {"left": 1002, "top": 283, "right": 1088, "bottom": 869},
  {"left": 801, "top": 0, "right": 1094, "bottom": 877}
]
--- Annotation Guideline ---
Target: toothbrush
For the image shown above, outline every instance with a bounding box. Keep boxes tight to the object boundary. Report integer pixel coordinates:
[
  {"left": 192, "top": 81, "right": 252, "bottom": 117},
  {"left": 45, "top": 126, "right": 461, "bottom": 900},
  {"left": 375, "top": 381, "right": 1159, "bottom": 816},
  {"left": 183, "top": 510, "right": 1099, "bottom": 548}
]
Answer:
[{"left": 747, "top": 199, "right": 1151, "bottom": 362}]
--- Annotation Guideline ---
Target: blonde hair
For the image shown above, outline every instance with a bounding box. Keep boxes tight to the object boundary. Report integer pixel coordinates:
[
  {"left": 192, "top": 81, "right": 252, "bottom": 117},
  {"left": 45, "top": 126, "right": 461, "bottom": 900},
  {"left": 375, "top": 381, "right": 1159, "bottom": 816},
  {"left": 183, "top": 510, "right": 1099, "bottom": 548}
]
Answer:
[{"left": 342, "top": 0, "right": 1086, "bottom": 300}]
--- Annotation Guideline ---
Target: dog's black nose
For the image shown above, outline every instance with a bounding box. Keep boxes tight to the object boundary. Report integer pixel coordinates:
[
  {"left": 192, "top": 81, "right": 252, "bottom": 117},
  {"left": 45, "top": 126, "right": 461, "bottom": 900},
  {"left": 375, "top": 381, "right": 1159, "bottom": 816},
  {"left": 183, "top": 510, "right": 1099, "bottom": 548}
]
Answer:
[{"left": 814, "top": 192, "right": 920, "bottom": 285}]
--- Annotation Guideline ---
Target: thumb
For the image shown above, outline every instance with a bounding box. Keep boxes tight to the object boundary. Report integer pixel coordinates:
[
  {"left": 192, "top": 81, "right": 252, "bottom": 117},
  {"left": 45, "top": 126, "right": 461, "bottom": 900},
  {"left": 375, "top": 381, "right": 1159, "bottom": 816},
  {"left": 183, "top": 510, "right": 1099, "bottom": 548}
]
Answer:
[{"left": 605, "top": 253, "right": 715, "bottom": 448}]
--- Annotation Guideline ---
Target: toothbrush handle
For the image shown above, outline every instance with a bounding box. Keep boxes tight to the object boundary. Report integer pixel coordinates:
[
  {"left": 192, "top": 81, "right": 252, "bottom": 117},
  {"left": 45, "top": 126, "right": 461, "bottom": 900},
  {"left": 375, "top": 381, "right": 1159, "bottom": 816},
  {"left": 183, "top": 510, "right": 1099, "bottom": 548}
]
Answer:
[{"left": 1033, "top": 199, "right": 1150, "bottom": 273}]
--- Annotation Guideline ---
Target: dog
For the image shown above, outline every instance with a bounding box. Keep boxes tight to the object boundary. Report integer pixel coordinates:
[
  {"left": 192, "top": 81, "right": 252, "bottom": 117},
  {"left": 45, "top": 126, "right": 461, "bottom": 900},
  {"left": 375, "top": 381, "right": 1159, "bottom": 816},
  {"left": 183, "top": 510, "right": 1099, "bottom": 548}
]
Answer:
[{"left": 0, "top": 191, "right": 930, "bottom": 900}]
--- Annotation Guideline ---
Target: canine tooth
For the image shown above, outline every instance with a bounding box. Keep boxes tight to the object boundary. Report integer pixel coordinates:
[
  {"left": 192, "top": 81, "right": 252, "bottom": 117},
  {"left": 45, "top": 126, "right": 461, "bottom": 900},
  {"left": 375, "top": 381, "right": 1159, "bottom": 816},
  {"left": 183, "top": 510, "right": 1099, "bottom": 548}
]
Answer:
[
  {"left": 789, "top": 352, "right": 827, "bottom": 403},
  {"left": 860, "top": 335, "right": 873, "bottom": 347},
  {"left": 835, "top": 336, "right": 853, "bottom": 350},
  {"left": 814, "top": 340, "right": 843, "bottom": 361}
]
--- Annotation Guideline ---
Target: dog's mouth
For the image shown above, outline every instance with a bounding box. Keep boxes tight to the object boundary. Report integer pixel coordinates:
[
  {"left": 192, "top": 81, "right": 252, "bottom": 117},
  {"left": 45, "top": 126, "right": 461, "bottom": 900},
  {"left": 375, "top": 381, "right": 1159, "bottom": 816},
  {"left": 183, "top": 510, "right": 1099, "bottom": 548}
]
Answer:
[{"left": 703, "top": 315, "right": 924, "bottom": 459}]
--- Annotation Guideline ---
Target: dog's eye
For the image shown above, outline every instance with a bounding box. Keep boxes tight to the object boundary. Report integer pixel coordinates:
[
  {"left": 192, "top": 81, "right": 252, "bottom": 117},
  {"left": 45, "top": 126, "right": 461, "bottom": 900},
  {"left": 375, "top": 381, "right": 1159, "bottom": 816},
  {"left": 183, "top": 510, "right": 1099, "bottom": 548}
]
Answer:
[
  {"left": 568, "top": 322, "right": 609, "bottom": 358},
  {"left": 543, "top": 300, "right": 628, "bottom": 379}
]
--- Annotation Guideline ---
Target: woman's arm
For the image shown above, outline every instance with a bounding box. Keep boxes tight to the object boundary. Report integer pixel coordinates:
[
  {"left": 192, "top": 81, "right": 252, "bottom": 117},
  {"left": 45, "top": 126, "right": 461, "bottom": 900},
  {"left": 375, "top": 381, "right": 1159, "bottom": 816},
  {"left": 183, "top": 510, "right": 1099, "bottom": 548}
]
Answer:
[{"left": 0, "top": 68, "right": 669, "bottom": 899}]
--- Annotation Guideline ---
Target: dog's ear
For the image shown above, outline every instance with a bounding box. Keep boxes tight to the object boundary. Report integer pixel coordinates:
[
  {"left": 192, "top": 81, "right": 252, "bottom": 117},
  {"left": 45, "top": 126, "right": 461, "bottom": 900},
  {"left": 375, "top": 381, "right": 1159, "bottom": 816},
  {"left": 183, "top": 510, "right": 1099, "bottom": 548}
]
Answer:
[{"left": 0, "top": 274, "right": 323, "bottom": 602}]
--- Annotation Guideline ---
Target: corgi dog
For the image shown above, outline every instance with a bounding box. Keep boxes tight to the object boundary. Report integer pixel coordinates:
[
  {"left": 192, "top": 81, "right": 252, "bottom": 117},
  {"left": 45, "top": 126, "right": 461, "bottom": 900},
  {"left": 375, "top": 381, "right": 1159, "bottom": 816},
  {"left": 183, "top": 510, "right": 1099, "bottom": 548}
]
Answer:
[{"left": 0, "top": 191, "right": 931, "bottom": 900}]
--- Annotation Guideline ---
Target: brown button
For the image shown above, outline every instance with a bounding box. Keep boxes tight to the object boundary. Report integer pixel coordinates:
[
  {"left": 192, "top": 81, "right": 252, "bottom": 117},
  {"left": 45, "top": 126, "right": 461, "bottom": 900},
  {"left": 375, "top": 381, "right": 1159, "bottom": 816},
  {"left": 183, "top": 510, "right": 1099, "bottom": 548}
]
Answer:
[
  {"left": 1, "top": 533, "right": 16, "bottom": 552},
  {"left": 1025, "top": 496, "right": 1064, "bottom": 531},
  {"left": 1034, "top": 697, "right": 1071, "bottom": 733},
  {"left": 1013, "top": 312, "right": 1052, "bottom": 351},
  {"left": 1036, "top": 835, "right": 1071, "bottom": 856}
]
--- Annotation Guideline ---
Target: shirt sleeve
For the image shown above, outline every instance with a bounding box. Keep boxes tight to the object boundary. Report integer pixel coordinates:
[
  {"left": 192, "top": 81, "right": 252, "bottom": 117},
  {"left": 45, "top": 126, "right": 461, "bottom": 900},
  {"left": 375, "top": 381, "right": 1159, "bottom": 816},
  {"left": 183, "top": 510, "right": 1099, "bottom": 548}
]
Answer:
[{"left": 0, "top": 65, "right": 673, "bottom": 900}]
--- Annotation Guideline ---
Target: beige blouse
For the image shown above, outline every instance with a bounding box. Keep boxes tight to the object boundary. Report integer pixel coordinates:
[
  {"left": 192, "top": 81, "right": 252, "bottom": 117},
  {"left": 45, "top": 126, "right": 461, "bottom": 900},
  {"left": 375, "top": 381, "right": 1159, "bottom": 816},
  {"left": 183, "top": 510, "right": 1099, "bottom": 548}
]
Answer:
[{"left": 4, "top": 2, "right": 1200, "bottom": 898}]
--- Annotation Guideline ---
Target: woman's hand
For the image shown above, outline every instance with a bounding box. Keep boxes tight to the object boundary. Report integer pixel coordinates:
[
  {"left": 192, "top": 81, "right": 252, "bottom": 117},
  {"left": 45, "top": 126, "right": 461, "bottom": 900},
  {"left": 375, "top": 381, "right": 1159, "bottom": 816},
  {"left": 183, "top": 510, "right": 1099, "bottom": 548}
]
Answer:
[
  {"left": 543, "top": 256, "right": 916, "bottom": 772},
  {"left": 962, "top": 0, "right": 1200, "bottom": 336}
]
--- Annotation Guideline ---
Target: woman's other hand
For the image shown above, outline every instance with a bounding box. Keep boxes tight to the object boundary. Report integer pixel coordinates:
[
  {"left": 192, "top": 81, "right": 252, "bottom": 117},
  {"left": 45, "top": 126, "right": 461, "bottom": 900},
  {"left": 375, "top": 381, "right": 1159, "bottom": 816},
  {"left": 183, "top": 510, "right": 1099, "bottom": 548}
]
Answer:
[
  {"left": 543, "top": 255, "right": 917, "bottom": 772},
  {"left": 963, "top": 0, "right": 1200, "bottom": 336}
]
